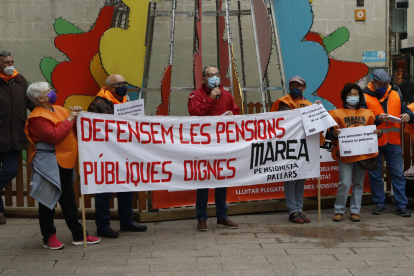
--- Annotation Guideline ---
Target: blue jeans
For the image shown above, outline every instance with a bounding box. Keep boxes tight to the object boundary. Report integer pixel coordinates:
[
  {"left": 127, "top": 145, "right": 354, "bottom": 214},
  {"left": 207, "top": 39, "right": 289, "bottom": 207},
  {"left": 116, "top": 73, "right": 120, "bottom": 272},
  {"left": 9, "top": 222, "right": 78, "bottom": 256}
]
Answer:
[
  {"left": 334, "top": 160, "right": 365, "bottom": 215},
  {"left": 369, "top": 144, "right": 407, "bottom": 209},
  {"left": 196, "top": 188, "right": 227, "bottom": 221},
  {"left": 284, "top": 179, "right": 306, "bottom": 214},
  {"left": 0, "top": 151, "right": 19, "bottom": 213},
  {"left": 95, "top": 192, "right": 135, "bottom": 231}
]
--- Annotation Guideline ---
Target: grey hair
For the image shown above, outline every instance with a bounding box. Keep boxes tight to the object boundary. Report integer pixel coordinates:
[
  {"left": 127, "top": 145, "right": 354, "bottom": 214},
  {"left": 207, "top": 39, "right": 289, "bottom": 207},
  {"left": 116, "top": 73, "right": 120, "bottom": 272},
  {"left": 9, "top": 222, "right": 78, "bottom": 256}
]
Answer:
[
  {"left": 202, "top": 65, "right": 219, "bottom": 77},
  {"left": 0, "top": 51, "right": 11, "bottom": 59},
  {"left": 27, "top": 82, "right": 51, "bottom": 106}
]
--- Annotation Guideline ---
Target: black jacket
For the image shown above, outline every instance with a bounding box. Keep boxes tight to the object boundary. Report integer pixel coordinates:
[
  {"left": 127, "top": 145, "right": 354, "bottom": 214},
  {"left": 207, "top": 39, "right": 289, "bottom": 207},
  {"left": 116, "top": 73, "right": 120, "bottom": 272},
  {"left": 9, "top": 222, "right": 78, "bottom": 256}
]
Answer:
[
  {"left": 0, "top": 74, "right": 35, "bottom": 152},
  {"left": 398, "top": 79, "right": 414, "bottom": 103}
]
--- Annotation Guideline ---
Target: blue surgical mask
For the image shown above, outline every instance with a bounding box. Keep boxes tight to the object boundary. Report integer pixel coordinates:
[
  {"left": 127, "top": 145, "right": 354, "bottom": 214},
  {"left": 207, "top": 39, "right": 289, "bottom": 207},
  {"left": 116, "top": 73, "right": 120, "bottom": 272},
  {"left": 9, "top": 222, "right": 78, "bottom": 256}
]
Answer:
[
  {"left": 207, "top": 76, "right": 220, "bottom": 89},
  {"left": 376, "top": 86, "right": 387, "bottom": 96},
  {"left": 346, "top": 96, "right": 359, "bottom": 106},
  {"left": 47, "top": 90, "right": 57, "bottom": 104},
  {"left": 289, "top": 88, "right": 302, "bottom": 98},
  {"left": 115, "top": 86, "right": 128, "bottom": 97}
]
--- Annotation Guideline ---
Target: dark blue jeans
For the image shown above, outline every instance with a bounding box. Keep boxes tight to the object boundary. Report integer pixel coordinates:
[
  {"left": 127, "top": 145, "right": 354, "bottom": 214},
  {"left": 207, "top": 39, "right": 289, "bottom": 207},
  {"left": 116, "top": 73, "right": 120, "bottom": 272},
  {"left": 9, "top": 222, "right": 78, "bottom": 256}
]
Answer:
[
  {"left": 196, "top": 188, "right": 227, "bottom": 221},
  {"left": 369, "top": 144, "right": 408, "bottom": 209},
  {"left": 0, "top": 151, "right": 19, "bottom": 213},
  {"left": 95, "top": 192, "right": 135, "bottom": 231}
]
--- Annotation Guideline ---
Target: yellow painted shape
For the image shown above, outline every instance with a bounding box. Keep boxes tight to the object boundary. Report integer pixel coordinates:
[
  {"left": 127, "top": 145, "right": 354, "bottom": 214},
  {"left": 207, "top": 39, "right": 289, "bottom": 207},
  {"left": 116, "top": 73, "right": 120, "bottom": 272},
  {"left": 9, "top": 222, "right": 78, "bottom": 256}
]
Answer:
[
  {"left": 230, "top": 45, "right": 245, "bottom": 114},
  {"left": 63, "top": 95, "right": 96, "bottom": 113},
  {"left": 99, "top": 0, "right": 150, "bottom": 87},
  {"left": 90, "top": 53, "right": 109, "bottom": 88}
]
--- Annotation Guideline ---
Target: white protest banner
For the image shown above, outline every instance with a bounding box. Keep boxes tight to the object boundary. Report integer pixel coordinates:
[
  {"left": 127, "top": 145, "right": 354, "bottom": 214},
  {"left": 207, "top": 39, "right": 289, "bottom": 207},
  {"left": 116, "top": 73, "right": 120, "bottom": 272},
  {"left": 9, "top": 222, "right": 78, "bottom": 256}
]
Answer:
[
  {"left": 338, "top": 125, "right": 378, "bottom": 157},
  {"left": 77, "top": 110, "right": 320, "bottom": 194},
  {"left": 114, "top": 99, "right": 145, "bottom": 116},
  {"left": 299, "top": 104, "right": 338, "bottom": 136}
]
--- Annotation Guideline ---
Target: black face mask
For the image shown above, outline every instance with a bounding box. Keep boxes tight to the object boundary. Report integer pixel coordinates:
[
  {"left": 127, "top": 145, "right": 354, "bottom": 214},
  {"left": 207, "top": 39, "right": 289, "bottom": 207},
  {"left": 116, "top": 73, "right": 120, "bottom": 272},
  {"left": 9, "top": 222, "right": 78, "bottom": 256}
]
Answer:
[{"left": 115, "top": 86, "right": 128, "bottom": 97}]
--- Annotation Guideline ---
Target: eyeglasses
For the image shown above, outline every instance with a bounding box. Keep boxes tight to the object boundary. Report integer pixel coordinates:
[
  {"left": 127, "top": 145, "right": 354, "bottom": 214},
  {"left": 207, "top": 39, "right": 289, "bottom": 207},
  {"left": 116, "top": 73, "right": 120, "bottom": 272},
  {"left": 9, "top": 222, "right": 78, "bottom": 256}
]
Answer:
[
  {"left": 204, "top": 73, "right": 221, "bottom": 78},
  {"left": 109, "top": 82, "right": 129, "bottom": 87},
  {"left": 2, "top": 60, "right": 14, "bottom": 65}
]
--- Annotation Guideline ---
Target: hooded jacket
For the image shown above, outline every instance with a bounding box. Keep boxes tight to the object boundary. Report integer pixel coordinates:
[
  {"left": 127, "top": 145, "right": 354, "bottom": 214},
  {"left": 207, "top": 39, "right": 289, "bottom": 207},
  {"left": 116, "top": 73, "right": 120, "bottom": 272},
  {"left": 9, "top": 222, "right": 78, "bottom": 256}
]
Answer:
[{"left": 398, "top": 79, "right": 414, "bottom": 103}]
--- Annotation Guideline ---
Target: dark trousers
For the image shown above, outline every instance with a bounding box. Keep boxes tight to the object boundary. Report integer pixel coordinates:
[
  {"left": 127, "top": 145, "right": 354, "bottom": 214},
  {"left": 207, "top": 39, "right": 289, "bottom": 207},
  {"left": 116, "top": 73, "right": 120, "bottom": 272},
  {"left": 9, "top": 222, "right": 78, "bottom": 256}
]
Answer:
[
  {"left": 0, "top": 151, "right": 19, "bottom": 213},
  {"left": 39, "top": 166, "right": 85, "bottom": 243},
  {"left": 196, "top": 188, "right": 228, "bottom": 221},
  {"left": 95, "top": 192, "right": 135, "bottom": 231}
]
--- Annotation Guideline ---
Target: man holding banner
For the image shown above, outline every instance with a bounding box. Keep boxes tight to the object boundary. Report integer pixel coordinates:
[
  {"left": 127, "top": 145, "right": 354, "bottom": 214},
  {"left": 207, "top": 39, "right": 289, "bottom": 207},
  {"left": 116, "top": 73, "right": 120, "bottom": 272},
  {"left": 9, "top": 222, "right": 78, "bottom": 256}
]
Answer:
[
  {"left": 88, "top": 74, "right": 147, "bottom": 238},
  {"left": 271, "top": 76, "right": 322, "bottom": 224},
  {"left": 188, "top": 65, "right": 240, "bottom": 231},
  {"left": 362, "top": 70, "right": 414, "bottom": 217}
]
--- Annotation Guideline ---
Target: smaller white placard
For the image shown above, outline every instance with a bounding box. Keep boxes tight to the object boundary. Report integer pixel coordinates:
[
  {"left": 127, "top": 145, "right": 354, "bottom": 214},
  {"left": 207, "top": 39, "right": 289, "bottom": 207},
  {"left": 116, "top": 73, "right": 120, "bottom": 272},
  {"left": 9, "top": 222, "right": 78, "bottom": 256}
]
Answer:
[
  {"left": 338, "top": 125, "right": 378, "bottom": 157},
  {"left": 299, "top": 104, "right": 338, "bottom": 136},
  {"left": 114, "top": 99, "right": 145, "bottom": 116},
  {"left": 388, "top": 115, "right": 402, "bottom": 123}
]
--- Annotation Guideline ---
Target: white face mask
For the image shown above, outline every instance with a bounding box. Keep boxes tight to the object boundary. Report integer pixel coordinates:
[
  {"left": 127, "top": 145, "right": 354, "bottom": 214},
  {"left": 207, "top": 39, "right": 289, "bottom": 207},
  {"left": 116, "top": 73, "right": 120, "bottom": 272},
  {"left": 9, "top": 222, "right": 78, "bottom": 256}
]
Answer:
[{"left": 3, "top": 66, "right": 15, "bottom": 76}]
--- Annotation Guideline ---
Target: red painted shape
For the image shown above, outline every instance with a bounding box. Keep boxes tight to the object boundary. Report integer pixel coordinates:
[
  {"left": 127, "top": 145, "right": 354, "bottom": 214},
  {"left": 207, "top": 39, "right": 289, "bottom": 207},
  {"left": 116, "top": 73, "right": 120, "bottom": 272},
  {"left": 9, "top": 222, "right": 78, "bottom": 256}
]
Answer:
[
  {"left": 51, "top": 6, "right": 114, "bottom": 106},
  {"left": 193, "top": 0, "right": 203, "bottom": 89},
  {"left": 156, "top": 65, "right": 172, "bottom": 116},
  {"left": 252, "top": 0, "right": 272, "bottom": 79},
  {"left": 218, "top": 1, "right": 230, "bottom": 87},
  {"left": 305, "top": 33, "right": 369, "bottom": 109}
]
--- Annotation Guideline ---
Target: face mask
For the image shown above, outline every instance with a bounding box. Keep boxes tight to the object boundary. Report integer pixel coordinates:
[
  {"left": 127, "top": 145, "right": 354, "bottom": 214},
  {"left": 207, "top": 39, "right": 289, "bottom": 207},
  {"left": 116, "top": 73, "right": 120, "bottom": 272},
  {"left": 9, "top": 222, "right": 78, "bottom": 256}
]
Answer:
[
  {"left": 346, "top": 96, "right": 359, "bottom": 106},
  {"left": 47, "top": 90, "right": 57, "bottom": 104},
  {"left": 3, "top": 66, "right": 14, "bottom": 76},
  {"left": 376, "top": 86, "right": 387, "bottom": 96},
  {"left": 115, "top": 86, "right": 128, "bottom": 97},
  {"left": 207, "top": 76, "right": 220, "bottom": 89},
  {"left": 289, "top": 88, "right": 302, "bottom": 98}
]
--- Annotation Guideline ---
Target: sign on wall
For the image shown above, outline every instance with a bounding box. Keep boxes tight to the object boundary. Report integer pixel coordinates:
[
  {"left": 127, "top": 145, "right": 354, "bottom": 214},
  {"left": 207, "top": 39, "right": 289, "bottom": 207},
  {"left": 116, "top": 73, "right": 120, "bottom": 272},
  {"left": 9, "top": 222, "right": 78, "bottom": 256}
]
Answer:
[{"left": 362, "top": 51, "right": 386, "bottom": 62}]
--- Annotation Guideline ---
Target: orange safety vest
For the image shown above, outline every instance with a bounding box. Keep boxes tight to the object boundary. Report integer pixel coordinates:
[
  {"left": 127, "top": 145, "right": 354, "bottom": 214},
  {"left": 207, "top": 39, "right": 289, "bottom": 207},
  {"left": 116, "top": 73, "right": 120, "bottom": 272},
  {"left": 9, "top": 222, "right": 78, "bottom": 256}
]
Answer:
[
  {"left": 270, "top": 94, "right": 312, "bottom": 112},
  {"left": 364, "top": 85, "right": 402, "bottom": 146},
  {"left": 25, "top": 106, "right": 78, "bottom": 169},
  {"left": 405, "top": 103, "right": 414, "bottom": 143},
  {"left": 329, "top": 108, "right": 378, "bottom": 163},
  {"left": 270, "top": 94, "right": 325, "bottom": 145}
]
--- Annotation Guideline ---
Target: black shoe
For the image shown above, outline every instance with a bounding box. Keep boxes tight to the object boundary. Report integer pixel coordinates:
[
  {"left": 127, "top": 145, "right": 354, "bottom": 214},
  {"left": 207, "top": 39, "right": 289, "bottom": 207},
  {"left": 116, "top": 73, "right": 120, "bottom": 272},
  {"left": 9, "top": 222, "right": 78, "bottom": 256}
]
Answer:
[
  {"left": 120, "top": 222, "right": 147, "bottom": 232},
  {"left": 97, "top": 228, "right": 119, "bottom": 238},
  {"left": 372, "top": 206, "right": 386, "bottom": 215},
  {"left": 396, "top": 207, "right": 411, "bottom": 217}
]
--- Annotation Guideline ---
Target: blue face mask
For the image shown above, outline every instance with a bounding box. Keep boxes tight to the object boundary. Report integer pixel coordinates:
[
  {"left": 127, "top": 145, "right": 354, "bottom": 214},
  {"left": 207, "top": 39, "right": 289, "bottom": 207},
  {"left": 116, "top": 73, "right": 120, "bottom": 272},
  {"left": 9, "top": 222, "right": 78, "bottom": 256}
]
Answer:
[
  {"left": 207, "top": 76, "right": 220, "bottom": 89},
  {"left": 376, "top": 86, "right": 387, "bottom": 97},
  {"left": 47, "top": 90, "right": 57, "bottom": 104},
  {"left": 346, "top": 96, "right": 359, "bottom": 106},
  {"left": 115, "top": 86, "right": 128, "bottom": 97},
  {"left": 289, "top": 88, "right": 302, "bottom": 98}
]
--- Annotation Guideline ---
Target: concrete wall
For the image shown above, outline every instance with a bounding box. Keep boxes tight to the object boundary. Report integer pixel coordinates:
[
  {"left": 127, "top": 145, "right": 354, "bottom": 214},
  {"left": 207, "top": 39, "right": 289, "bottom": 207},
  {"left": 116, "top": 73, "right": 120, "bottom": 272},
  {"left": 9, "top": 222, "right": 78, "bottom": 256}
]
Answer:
[{"left": 0, "top": 0, "right": 388, "bottom": 116}]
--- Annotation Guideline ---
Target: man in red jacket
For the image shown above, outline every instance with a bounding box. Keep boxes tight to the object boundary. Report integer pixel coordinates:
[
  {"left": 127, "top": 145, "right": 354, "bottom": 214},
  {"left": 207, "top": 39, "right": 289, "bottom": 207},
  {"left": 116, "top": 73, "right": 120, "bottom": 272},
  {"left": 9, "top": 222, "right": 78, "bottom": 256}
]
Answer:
[{"left": 188, "top": 65, "right": 240, "bottom": 231}]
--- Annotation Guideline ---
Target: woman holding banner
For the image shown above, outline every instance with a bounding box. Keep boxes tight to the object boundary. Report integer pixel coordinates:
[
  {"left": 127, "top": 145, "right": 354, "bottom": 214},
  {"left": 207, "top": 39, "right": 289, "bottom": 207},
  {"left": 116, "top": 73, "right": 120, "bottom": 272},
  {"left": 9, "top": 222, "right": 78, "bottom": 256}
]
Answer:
[
  {"left": 271, "top": 76, "right": 323, "bottom": 223},
  {"left": 328, "top": 83, "right": 381, "bottom": 222},
  {"left": 25, "top": 82, "right": 100, "bottom": 249}
]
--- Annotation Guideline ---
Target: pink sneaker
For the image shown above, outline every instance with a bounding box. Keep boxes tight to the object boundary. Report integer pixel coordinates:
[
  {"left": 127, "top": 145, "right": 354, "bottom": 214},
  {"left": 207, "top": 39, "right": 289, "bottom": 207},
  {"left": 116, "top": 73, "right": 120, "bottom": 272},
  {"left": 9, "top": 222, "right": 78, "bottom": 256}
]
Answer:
[
  {"left": 43, "top": 234, "right": 65, "bottom": 250},
  {"left": 72, "top": 235, "right": 100, "bottom": 245}
]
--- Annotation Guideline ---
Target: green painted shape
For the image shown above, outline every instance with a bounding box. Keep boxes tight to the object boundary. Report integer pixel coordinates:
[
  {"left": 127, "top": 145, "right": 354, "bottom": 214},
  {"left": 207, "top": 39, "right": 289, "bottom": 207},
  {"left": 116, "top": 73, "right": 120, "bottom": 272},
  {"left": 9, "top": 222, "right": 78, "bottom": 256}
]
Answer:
[
  {"left": 22, "top": 150, "right": 27, "bottom": 161},
  {"left": 322, "top": 27, "right": 350, "bottom": 53},
  {"left": 54, "top": 18, "right": 84, "bottom": 35},
  {"left": 40, "top": 58, "right": 59, "bottom": 85}
]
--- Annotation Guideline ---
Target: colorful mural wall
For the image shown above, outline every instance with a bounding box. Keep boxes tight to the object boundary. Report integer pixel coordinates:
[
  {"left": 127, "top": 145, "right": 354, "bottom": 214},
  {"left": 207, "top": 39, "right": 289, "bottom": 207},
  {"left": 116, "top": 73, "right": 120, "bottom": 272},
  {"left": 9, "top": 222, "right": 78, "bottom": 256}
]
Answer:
[{"left": 36, "top": 0, "right": 370, "bottom": 209}]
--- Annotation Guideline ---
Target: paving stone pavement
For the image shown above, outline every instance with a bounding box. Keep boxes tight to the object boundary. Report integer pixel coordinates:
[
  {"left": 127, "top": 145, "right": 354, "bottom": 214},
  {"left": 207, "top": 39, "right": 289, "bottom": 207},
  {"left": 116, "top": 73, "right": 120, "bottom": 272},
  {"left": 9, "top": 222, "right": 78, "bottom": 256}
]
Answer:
[{"left": 1, "top": 203, "right": 414, "bottom": 276}]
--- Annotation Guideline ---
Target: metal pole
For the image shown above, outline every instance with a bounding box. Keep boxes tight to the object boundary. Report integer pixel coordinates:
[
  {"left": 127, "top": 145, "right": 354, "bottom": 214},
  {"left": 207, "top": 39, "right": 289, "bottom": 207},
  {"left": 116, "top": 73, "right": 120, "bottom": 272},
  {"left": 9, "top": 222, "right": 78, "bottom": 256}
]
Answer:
[
  {"left": 169, "top": 0, "right": 177, "bottom": 65},
  {"left": 269, "top": 0, "right": 287, "bottom": 95},
  {"left": 142, "top": 2, "right": 156, "bottom": 100},
  {"left": 237, "top": 1, "right": 247, "bottom": 88},
  {"left": 250, "top": 0, "right": 267, "bottom": 112},
  {"left": 224, "top": 0, "right": 234, "bottom": 96}
]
